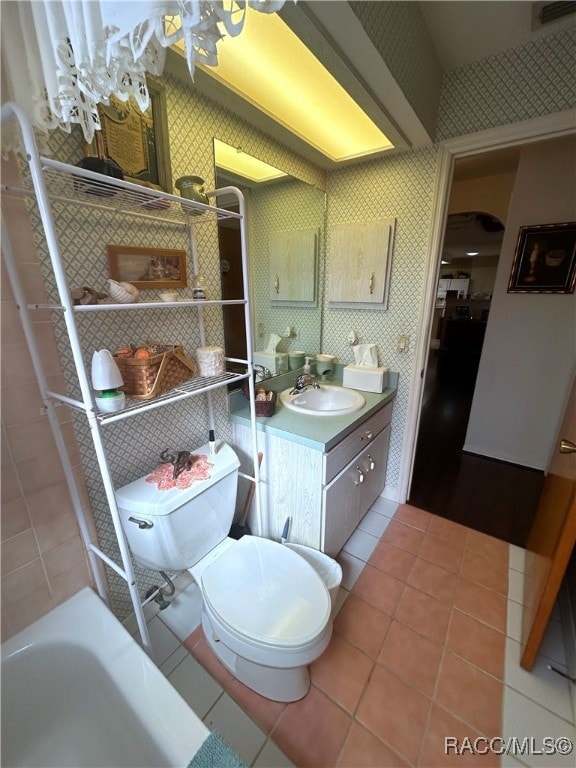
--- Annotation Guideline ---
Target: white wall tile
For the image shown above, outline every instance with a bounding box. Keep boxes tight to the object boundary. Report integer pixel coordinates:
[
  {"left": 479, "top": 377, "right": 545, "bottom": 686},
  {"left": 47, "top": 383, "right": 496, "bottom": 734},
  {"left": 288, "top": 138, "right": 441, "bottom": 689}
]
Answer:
[
  {"left": 203, "top": 693, "right": 267, "bottom": 766},
  {"left": 505, "top": 637, "right": 573, "bottom": 724},
  {"left": 502, "top": 687, "right": 575, "bottom": 768},
  {"left": 358, "top": 508, "right": 393, "bottom": 537},
  {"left": 342, "top": 527, "right": 380, "bottom": 562},
  {"left": 168, "top": 655, "right": 223, "bottom": 719}
]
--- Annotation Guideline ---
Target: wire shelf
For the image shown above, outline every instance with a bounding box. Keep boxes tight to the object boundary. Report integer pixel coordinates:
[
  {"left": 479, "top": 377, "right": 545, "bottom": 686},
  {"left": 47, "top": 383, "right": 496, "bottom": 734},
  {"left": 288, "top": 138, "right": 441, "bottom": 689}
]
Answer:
[
  {"left": 5, "top": 156, "right": 242, "bottom": 227},
  {"left": 95, "top": 371, "right": 248, "bottom": 424}
]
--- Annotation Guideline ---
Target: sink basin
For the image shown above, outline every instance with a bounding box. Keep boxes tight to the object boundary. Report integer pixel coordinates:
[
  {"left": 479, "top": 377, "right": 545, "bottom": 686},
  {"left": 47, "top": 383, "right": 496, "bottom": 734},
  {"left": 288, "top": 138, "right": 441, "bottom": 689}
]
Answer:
[{"left": 279, "top": 384, "right": 365, "bottom": 416}]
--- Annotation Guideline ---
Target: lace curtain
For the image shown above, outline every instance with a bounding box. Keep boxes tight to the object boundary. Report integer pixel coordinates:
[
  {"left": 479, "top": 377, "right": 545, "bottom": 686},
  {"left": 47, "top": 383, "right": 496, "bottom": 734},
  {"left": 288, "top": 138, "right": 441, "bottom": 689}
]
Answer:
[{"left": 1, "top": 0, "right": 286, "bottom": 147}]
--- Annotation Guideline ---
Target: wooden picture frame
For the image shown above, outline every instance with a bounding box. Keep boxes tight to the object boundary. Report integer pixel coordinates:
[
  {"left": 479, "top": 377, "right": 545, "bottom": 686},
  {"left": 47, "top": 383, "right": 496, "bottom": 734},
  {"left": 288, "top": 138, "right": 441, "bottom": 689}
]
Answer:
[
  {"left": 84, "top": 78, "right": 173, "bottom": 193},
  {"left": 508, "top": 222, "right": 576, "bottom": 294},
  {"left": 107, "top": 245, "right": 187, "bottom": 289}
]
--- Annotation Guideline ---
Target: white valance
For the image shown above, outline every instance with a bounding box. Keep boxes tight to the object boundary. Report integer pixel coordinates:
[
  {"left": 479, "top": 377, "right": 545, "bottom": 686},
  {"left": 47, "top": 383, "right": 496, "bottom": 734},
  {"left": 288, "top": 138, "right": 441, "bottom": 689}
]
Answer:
[{"left": 1, "top": 0, "right": 286, "bottom": 147}]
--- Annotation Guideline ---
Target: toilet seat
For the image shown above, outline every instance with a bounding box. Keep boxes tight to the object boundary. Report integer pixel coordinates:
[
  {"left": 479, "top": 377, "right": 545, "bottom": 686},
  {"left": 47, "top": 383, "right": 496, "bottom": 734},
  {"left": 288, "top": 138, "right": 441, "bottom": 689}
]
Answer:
[{"left": 200, "top": 536, "right": 331, "bottom": 650}]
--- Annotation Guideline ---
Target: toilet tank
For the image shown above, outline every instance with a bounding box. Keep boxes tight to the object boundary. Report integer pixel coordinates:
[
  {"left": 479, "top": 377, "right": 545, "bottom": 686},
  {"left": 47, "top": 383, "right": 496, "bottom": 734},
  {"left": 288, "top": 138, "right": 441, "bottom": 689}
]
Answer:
[{"left": 115, "top": 442, "right": 240, "bottom": 571}]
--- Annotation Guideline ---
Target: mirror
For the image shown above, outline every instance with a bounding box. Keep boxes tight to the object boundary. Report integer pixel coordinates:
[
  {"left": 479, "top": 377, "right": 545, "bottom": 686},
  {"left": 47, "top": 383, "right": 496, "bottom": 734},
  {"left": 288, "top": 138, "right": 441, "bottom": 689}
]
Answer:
[{"left": 214, "top": 139, "right": 326, "bottom": 381}]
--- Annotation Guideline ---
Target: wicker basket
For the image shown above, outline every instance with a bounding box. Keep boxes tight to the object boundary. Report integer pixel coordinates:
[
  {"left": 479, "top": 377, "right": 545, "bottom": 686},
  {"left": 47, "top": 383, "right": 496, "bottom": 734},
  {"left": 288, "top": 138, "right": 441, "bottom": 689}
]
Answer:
[
  {"left": 115, "top": 345, "right": 196, "bottom": 400},
  {"left": 241, "top": 378, "right": 277, "bottom": 416}
]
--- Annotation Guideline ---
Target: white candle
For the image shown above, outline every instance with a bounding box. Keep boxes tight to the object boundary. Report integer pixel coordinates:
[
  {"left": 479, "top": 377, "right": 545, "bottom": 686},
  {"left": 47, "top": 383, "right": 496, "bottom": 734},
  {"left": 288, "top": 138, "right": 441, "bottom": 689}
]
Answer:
[{"left": 196, "top": 346, "right": 225, "bottom": 376}]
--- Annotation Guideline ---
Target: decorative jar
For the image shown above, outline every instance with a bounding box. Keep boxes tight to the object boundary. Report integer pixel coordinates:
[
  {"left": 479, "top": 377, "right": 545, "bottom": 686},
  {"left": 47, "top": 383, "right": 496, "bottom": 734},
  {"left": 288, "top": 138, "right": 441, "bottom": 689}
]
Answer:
[{"left": 175, "top": 176, "right": 209, "bottom": 205}]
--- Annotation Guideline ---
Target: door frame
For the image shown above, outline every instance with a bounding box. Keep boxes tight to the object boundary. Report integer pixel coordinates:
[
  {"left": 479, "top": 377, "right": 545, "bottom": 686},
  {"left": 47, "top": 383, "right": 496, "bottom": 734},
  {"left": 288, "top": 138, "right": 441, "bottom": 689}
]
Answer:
[{"left": 398, "top": 108, "right": 576, "bottom": 503}]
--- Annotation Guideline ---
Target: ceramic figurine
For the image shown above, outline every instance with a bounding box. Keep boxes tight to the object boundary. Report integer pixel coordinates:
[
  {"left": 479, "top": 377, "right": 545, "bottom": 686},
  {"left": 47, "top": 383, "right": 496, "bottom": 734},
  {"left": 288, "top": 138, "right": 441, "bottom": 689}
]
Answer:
[{"left": 159, "top": 449, "right": 194, "bottom": 480}]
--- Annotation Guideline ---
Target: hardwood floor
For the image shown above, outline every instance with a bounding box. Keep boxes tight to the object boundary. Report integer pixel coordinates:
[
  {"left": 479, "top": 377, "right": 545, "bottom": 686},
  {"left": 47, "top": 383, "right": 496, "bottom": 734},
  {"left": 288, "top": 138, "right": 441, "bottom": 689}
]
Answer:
[{"left": 408, "top": 349, "right": 544, "bottom": 548}]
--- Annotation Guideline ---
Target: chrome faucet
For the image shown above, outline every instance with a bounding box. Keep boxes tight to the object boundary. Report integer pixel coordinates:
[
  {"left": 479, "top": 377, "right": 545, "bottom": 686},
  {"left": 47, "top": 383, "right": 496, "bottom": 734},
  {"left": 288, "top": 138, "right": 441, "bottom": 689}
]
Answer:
[
  {"left": 289, "top": 374, "right": 320, "bottom": 395},
  {"left": 253, "top": 364, "right": 272, "bottom": 381}
]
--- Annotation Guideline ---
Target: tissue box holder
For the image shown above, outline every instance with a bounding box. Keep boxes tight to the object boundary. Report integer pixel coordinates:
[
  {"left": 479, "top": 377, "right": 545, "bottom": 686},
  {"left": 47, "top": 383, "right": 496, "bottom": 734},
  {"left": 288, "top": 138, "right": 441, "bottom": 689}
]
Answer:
[
  {"left": 253, "top": 351, "right": 288, "bottom": 375},
  {"left": 343, "top": 365, "right": 388, "bottom": 393}
]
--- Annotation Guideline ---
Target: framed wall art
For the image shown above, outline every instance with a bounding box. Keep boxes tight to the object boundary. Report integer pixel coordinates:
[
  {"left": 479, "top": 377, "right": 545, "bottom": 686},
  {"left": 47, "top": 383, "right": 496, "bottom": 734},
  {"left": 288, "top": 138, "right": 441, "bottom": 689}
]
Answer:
[
  {"left": 508, "top": 222, "right": 576, "bottom": 294},
  {"left": 107, "top": 245, "right": 187, "bottom": 289},
  {"left": 84, "top": 78, "right": 173, "bottom": 193}
]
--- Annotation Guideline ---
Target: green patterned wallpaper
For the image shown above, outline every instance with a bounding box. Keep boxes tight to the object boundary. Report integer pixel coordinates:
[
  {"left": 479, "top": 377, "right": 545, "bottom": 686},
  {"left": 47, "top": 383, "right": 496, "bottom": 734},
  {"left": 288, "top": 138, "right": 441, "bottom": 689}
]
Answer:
[
  {"left": 350, "top": 0, "right": 443, "bottom": 139},
  {"left": 437, "top": 26, "right": 576, "bottom": 140},
  {"left": 322, "top": 24, "right": 576, "bottom": 497},
  {"left": 28, "top": 66, "right": 329, "bottom": 617}
]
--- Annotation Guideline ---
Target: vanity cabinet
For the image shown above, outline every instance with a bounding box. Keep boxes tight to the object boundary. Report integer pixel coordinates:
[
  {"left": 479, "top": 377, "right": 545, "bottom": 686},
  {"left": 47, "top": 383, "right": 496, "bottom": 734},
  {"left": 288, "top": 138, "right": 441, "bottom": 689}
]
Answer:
[
  {"left": 328, "top": 219, "right": 395, "bottom": 308},
  {"left": 322, "top": 405, "right": 391, "bottom": 555},
  {"left": 323, "top": 425, "right": 391, "bottom": 554},
  {"left": 269, "top": 227, "right": 318, "bottom": 304},
  {"left": 233, "top": 400, "right": 393, "bottom": 555}
]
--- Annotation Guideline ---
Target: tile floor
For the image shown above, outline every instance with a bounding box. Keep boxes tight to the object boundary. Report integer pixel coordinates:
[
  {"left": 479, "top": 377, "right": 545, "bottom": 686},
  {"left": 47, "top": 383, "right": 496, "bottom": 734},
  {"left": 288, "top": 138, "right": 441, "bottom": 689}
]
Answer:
[{"left": 131, "top": 500, "right": 575, "bottom": 767}]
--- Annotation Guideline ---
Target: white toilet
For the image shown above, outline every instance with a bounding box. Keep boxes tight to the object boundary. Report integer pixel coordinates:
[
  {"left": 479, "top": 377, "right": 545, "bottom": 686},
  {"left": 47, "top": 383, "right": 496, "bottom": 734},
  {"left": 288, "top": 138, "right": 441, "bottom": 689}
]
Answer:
[{"left": 115, "top": 442, "right": 333, "bottom": 702}]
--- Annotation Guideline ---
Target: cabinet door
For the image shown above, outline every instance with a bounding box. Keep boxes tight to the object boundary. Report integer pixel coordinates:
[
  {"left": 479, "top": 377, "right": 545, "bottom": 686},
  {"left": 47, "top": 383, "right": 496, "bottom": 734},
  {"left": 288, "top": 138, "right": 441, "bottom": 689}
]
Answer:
[
  {"left": 358, "top": 426, "right": 391, "bottom": 513},
  {"left": 322, "top": 460, "right": 365, "bottom": 556},
  {"left": 269, "top": 228, "right": 317, "bottom": 303},
  {"left": 322, "top": 426, "right": 391, "bottom": 556},
  {"left": 328, "top": 219, "right": 395, "bottom": 307}
]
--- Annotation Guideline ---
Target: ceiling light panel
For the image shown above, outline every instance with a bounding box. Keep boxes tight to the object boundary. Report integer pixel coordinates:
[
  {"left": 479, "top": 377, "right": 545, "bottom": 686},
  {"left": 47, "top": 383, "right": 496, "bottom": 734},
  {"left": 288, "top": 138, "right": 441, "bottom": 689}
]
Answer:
[
  {"left": 183, "top": 11, "right": 394, "bottom": 162},
  {"left": 214, "top": 139, "right": 287, "bottom": 183}
]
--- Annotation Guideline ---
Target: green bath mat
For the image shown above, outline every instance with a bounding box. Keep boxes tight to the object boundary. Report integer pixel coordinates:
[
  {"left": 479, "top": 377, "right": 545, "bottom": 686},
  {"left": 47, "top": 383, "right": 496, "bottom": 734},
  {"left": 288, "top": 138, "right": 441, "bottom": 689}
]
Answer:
[{"left": 188, "top": 730, "right": 248, "bottom": 768}]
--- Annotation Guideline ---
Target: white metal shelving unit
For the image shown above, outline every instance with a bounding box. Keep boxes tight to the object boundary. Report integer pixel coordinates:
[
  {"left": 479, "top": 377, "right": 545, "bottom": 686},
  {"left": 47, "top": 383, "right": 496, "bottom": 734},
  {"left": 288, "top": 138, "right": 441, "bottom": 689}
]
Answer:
[{"left": 1, "top": 103, "right": 260, "bottom": 657}]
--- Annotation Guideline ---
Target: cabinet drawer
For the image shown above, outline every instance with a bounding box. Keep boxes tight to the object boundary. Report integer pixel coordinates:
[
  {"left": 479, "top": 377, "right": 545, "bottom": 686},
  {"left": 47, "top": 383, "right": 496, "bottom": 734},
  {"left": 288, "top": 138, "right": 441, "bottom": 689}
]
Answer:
[{"left": 323, "top": 401, "right": 393, "bottom": 483}]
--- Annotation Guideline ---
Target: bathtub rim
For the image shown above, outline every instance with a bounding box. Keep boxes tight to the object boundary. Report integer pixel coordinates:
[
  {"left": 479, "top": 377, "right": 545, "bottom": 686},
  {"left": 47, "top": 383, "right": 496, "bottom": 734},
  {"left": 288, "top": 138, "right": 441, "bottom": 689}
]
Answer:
[{"left": 1, "top": 586, "right": 210, "bottom": 767}]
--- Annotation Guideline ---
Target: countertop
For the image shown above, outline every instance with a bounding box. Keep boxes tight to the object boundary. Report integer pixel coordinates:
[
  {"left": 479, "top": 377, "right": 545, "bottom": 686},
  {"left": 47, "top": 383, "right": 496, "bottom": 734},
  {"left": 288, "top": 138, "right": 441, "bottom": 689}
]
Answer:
[{"left": 228, "top": 367, "right": 398, "bottom": 452}]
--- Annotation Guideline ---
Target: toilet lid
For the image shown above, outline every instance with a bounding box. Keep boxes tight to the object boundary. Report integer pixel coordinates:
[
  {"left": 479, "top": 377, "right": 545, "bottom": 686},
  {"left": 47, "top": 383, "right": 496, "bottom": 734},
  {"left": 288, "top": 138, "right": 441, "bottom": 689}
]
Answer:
[{"left": 201, "top": 536, "right": 331, "bottom": 649}]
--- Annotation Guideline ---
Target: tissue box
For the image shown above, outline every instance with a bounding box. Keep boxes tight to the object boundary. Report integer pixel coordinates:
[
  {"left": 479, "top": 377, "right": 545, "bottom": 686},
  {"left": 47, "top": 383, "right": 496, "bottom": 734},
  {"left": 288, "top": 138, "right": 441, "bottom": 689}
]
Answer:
[
  {"left": 253, "top": 351, "right": 288, "bottom": 375},
  {"left": 343, "top": 365, "right": 388, "bottom": 393}
]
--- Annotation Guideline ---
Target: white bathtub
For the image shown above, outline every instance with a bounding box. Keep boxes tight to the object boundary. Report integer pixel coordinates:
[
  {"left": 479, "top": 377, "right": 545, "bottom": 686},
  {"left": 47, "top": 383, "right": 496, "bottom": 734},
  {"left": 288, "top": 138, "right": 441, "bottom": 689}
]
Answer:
[{"left": 1, "top": 587, "right": 210, "bottom": 767}]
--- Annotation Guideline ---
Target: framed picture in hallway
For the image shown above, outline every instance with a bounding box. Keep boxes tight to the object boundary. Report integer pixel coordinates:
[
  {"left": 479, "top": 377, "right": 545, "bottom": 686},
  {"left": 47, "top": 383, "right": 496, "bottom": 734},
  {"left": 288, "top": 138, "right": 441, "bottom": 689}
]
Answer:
[{"left": 508, "top": 221, "right": 576, "bottom": 294}]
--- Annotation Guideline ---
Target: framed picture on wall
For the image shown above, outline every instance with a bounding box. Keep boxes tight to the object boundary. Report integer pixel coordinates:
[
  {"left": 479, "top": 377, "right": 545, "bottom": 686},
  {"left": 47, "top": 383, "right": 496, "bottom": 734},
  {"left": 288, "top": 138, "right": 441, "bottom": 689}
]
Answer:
[
  {"left": 508, "top": 221, "right": 576, "bottom": 294},
  {"left": 107, "top": 245, "right": 187, "bottom": 289},
  {"left": 84, "top": 78, "right": 173, "bottom": 193}
]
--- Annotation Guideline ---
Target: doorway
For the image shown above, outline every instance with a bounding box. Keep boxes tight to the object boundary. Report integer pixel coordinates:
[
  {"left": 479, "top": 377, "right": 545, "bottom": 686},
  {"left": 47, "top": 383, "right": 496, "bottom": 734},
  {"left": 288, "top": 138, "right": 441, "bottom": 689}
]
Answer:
[
  {"left": 218, "top": 218, "right": 247, "bottom": 370},
  {"left": 407, "top": 154, "right": 546, "bottom": 547}
]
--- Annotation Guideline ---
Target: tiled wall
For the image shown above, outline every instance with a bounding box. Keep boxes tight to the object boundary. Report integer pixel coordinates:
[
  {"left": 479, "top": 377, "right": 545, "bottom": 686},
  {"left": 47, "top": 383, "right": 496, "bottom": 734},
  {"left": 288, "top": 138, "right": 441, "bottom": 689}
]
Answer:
[{"left": 1, "top": 158, "right": 94, "bottom": 641}]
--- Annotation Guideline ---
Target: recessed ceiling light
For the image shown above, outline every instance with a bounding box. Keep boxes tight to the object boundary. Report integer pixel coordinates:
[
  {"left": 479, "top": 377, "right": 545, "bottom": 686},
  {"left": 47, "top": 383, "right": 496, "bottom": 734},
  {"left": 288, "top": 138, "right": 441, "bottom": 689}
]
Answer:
[{"left": 171, "top": 10, "right": 394, "bottom": 162}]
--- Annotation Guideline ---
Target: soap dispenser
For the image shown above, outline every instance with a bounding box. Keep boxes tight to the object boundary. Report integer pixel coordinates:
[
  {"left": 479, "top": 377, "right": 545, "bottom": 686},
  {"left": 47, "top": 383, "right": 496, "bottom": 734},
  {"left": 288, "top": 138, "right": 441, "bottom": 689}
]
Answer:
[{"left": 303, "top": 356, "right": 312, "bottom": 375}]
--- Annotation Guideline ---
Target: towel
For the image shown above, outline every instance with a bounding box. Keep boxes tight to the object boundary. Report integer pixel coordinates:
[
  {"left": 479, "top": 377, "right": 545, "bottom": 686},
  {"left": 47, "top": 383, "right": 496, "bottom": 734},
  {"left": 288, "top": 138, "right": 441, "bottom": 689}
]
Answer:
[{"left": 188, "top": 731, "right": 248, "bottom": 768}]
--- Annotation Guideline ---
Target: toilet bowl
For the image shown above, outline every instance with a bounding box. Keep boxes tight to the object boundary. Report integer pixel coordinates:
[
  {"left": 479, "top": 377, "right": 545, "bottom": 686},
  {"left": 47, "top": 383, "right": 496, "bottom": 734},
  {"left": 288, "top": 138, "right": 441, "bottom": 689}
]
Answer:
[
  {"left": 115, "top": 442, "right": 333, "bottom": 701},
  {"left": 192, "top": 536, "right": 332, "bottom": 701}
]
